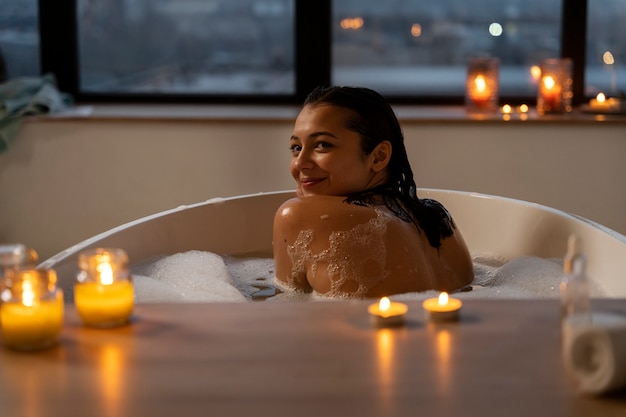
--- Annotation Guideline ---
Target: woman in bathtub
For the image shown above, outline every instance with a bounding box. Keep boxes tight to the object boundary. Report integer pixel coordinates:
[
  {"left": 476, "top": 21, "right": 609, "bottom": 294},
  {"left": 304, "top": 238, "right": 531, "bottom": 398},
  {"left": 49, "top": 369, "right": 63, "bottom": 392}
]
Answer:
[{"left": 273, "top": 86, "right": 474, "bottom": 298}]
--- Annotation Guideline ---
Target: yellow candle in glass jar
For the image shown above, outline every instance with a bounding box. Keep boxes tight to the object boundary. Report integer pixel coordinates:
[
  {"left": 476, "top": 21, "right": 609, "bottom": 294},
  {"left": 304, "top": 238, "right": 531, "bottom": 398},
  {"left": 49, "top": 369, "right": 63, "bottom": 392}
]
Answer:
[
  {"left": 75, "top": 281, "right": 134, "bottom": 327},
  {"left": 75, "top": 248, "right": 134, "bottom": 328},
  {"left": 1, "top": 269, "right": 64, "bottom": 351}
]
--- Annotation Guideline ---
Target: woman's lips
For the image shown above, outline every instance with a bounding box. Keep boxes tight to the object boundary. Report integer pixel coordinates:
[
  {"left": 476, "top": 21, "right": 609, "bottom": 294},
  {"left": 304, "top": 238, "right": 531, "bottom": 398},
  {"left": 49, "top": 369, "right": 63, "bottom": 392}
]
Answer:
[{"left": 300, "top": 178, "right": 324, "bottom": 188}]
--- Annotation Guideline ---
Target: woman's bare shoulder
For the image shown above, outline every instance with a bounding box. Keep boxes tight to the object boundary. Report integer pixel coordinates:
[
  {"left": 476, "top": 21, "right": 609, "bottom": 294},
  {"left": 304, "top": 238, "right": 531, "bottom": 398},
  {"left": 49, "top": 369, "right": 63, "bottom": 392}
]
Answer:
[{"left": 274, "top": 195, "right": 379, "bottom": 229}]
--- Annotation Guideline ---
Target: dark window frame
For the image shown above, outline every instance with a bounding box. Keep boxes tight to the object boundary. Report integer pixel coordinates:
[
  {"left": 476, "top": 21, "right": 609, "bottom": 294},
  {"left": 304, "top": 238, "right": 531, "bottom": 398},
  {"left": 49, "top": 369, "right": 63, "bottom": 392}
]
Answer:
[{"left": 38, "top": 0, "right": 587, "bottom": 105}]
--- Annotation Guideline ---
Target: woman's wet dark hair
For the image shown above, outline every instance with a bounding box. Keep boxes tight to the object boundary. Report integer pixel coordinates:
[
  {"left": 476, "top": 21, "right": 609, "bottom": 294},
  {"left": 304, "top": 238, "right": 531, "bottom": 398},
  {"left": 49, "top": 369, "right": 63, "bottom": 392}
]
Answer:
[
  {"left": 303, "top": 85, "right": 455, "bottom": 249},
  {"left": 304, "top": 85, "right": 414, "bottom": 196}
]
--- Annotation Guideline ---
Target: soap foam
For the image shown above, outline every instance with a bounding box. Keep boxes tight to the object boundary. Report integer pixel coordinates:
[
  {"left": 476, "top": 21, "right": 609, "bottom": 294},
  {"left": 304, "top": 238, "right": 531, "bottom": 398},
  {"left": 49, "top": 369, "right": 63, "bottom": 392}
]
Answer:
[
  {"left": 132, "top": 250, "right": 246, "bottom": 303},
  {"left": 130, "top": 250, "right": 607, "bottom": 303},
  {"left": 286, "top": 210, "right": 390, "bottom": 298}
]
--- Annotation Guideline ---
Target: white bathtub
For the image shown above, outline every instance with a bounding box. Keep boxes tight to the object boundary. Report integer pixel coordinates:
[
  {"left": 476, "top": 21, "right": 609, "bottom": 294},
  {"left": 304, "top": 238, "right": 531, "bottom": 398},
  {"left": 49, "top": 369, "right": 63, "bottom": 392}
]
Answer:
[{"left": 40, "top": 189, "right": 626, "bottom": 299}]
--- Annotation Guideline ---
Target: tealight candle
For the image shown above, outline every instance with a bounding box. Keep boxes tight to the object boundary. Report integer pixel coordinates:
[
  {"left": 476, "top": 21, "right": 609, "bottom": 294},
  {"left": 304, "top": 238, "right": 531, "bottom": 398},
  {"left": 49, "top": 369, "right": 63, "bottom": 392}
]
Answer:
[
  {"left": 368, "top": 296, "right": 408, "bottom": 327},
  {"left": 588, "top": 92, "right": 625, "bottom": 113},
  {"left": 592, "top": 92, "right": 608, "bottom": 108},
  {"left": 423, "top": 292, "right": 462, "bottom": 322},
  {"left": 0, "top": 268, "right": 64, "bottom": 351},
  {"left": 75, "top": 248, "right": 134, "bottom": 328}
]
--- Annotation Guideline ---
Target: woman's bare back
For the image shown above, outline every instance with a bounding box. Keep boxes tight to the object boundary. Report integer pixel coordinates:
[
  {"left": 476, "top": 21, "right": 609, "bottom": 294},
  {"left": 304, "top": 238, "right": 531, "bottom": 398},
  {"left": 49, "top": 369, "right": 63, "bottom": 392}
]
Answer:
[{"left": 273, "top": 195, "right": 474, "bottom": 298}]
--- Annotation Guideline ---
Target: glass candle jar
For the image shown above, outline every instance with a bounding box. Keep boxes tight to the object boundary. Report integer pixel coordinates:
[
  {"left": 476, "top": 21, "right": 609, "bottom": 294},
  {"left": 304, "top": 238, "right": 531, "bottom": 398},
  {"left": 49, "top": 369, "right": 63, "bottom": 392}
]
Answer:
[
  {"left": 0, "top": 268, "right": 64, "bottom": 351},
  {"left": 465, "top": 57, "right": 499, "bottom": 114},
  {"left": 0, "top": 244, "right": 39, "bottom": 278},
  {"left": 75, "top": 248, "right": 134, "bottom": 328},
  {"left": 537, "top": 58, "right": 573, "bottom": 115}
]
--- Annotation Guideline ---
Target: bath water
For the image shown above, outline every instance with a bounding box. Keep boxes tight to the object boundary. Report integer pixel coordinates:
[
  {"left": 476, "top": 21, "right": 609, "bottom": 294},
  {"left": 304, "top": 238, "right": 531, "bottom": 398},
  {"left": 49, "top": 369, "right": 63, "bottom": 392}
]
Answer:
[{"left": 131, "top": 250, "right": 606, "bottom": 303}]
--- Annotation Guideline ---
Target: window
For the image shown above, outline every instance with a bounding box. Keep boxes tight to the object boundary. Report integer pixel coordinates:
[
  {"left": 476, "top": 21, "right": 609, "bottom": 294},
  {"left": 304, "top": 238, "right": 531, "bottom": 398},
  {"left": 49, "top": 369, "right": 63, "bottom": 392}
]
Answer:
[
  {"left": 0, "top": 0, "right": 39, "bottom": 80},
  {"left": 332, "top": 0, "right": 562, "bottom": 99},
  {"left": 77, "top": 0, "right": 294, "bottom": 96},
  {"left": 0, "top": 0, "right": 613, "bottom": 105},
  {"left": 586, "top": 0, "right": 626, "bottom": 97}
]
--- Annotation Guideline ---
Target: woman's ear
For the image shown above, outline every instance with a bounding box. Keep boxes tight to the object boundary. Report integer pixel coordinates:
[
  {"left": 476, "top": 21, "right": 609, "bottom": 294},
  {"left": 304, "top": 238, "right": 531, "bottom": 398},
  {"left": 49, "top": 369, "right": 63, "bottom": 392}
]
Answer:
[{"left": 370, "top": 140, "right": 392, "bottom": 172}]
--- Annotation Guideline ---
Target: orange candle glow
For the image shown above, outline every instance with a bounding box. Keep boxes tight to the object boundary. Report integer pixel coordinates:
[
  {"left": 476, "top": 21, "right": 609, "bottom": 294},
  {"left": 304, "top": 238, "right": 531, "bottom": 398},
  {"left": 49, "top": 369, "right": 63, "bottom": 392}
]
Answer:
[
  {"left": 588, "top": 92, "right": 624, "bottom": 113},
  {"left": 540, "top": 75, "right": 562, "bottom": 109},
  {"left": 368, "top": 297, "right": 408, "bottom": 327},
  {"left": 469, "top": 74, "right": 491, "bottom": 108},
  {"left": 75, "top": 248, "right": 134, "bottom": 328},
  {"left": 1, "top": 269, "right": 64, "bottom": 351},
  {"left": 537, "top": 58, "right": 572, "bottom": 115},
  {"left": 466, "top": 57, "right": 499, "bottom": 113},
  {"left": 423, "top": 292, "right": 462, "bottom": 322}
]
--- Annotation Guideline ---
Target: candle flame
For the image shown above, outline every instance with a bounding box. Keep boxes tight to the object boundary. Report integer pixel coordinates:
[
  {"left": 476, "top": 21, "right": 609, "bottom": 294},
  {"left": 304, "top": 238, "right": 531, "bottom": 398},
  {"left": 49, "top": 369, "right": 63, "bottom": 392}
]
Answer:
[
  {"left": 530, "top": 65, "right": 541, "bottom": 81},
  {"left": 597, "top": 92, "right": 606, "bottom": 103},
  {"left": 438, "top": 292, "right": 449, "bottom": 306},
  {"left": 379, "top": 296, "right": 391, "bottom": 312},
  {"left": 22, "top": 279, "right": 35, "bottom": 307},
  {"left": 98, "top": 262, "right": 114, "bottom": 285},
  {"left": 474, "top": 74, "right": 487, "bottom": 92},
  {"left": 543, "top": 75, "right": 556, "bottom": 90}
]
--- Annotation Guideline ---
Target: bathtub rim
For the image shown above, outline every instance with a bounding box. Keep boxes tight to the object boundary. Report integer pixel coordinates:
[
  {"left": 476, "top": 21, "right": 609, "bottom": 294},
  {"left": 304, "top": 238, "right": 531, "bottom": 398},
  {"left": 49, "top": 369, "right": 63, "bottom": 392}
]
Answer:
[
  {"left": 40, "top": 188, "right": 626, "bottom": 269},
  {"left": 38, "top": 188, "right": 626, "bottom": 299}
]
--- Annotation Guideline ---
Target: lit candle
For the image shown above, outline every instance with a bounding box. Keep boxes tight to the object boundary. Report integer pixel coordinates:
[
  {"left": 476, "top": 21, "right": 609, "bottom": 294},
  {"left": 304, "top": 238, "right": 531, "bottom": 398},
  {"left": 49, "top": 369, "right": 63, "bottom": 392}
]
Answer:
[
  {"left": 595, "top": 92, "right": 607, "bottom": 105},
  {"left": 540, "top": 75, "right": 562, "bottom": 110},
  {"left": 469, "top": 74, "right": 492, "bottom": 108},
  {"left": 75, "top": 248, "right": 134, "bottom": 328},
  {"left": 589, "top": 92, "right": 623, "bottom": 112},
  {"left": 422, "top": 292, "right": 462, "bottom": 322},
  {"left": 0, "top": 269, "right": 64, "bottom": 351},
  {"left": 466, "top": 57, "right": 499, "bottom": 113},
  {"left": 368, "top": 296, "right": 408, "bottom": 327}
]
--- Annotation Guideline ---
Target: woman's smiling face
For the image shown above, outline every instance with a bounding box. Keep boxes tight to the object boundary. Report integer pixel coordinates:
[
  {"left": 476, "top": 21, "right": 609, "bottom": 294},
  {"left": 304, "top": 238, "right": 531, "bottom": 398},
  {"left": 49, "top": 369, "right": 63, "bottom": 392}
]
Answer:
[{"left": 290, "top": 104, "right": 387, "bottom": 198}]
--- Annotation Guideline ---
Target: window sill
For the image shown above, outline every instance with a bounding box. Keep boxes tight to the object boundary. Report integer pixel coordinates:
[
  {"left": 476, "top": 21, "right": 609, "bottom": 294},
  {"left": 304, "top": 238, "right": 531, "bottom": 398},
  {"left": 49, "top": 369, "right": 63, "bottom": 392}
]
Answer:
[{"left": 32, "top": 103, "right": 626, "bottom": 125}]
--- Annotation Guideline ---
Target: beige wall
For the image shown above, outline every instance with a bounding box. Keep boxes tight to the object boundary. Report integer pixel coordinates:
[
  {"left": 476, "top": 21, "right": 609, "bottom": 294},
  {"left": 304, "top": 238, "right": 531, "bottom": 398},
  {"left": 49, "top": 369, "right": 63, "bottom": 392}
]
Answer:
[{"left": 1, "top": 112, "right": 625, "bottom": 261}]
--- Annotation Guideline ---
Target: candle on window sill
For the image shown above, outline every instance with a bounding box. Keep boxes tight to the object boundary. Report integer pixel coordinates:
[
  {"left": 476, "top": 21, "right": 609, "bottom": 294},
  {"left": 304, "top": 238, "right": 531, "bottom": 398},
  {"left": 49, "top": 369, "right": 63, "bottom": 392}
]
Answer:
[
  {"left": 423, "top": 292, "right": 462, "bottom": 322},
  {"left": 1, "top": 268, "right": 64, "bottom": 351},
  {"left": 588, "top": 92, "right": 625, "bottom": 113},
  {"left": 368, "top": 296, "right": 408, "bottom": 327},
  {"left": 537, "top": 58, "right": 572, "bottom": 115},
  {"left": 540, "top": 75, "right": 562, "bottom": 109},
  {"left": 469, "top": 75, "right": 491, "bottom": 108},
  {"left": 75, "top": 248, "right": 134, "bottom": 328},
  {"left": 500, "top": 104, "right": 530, "bottom": 121},
  {"left": 465, "top": 57, "right": 499, "bottom": 114}
]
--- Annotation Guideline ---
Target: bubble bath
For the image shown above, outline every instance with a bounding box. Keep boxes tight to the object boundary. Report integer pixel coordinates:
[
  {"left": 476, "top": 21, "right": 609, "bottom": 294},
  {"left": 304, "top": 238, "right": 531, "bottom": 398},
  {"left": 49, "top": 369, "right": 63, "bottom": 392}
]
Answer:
[
  {"left": 130, "top": 250, "right": 606, "bottom": 303},
  {"left": 286, "top": 210, "right": 390, "bottom": 298}
]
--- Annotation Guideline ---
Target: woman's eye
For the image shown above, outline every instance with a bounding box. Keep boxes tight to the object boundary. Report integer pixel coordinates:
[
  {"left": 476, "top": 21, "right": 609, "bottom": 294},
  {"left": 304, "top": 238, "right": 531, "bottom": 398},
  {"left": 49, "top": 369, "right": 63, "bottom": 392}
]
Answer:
[
  {"left": 316, "top": 142, "right": 333, "bottom": 150},
  {"left": 289, "top": 144, "right": 302, "bottom": 153}
]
